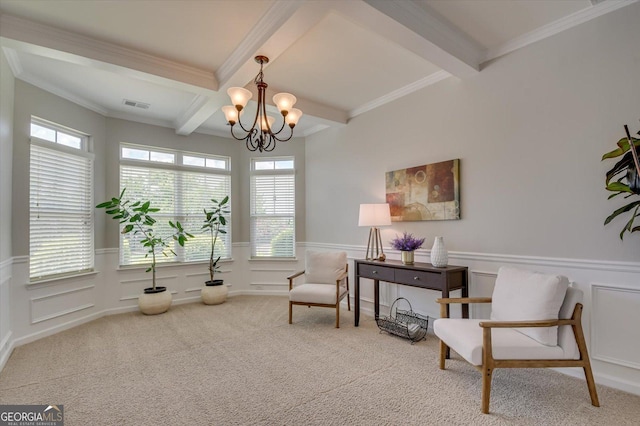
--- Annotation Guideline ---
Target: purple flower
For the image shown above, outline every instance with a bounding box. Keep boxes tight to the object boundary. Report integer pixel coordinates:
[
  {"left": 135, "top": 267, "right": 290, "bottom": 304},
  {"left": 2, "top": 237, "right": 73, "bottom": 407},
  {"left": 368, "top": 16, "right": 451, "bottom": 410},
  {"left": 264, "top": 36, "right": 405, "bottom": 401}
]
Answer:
[{"left": 390, "top": 232, "right": 425, "bottom": 251}]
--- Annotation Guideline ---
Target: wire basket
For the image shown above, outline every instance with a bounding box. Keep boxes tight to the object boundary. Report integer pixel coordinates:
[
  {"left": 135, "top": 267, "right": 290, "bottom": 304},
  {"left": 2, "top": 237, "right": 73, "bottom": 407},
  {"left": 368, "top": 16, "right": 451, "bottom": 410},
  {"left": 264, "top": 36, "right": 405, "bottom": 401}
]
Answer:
[{"left": 376, "top": 297, "right": 429, "bottom": 344}]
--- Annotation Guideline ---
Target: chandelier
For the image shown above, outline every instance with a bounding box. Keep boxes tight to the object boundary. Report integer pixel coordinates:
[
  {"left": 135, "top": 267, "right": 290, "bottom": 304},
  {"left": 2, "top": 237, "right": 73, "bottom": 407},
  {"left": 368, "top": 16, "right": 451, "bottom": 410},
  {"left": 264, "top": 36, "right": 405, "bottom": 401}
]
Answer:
[{"left": 222, "top": 55, "right": 303, "bottom": 152}]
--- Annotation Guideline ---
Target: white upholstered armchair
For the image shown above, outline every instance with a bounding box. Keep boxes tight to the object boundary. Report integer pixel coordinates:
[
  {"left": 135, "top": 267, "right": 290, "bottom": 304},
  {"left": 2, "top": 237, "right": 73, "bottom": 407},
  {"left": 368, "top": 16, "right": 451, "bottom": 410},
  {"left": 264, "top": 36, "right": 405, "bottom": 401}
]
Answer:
[
  {"left": 287, "top": 251, "right": 350, "bottom": 328},
  {"left": 434, "top": 266, "right": 600, "bottom": 414}
]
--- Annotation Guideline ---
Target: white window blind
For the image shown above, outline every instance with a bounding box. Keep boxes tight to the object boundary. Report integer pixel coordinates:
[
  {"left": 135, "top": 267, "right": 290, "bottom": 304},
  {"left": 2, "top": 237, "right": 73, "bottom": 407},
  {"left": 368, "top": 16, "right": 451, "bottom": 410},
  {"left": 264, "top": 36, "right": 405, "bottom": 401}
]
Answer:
[
  {"left": 29, "top": 142, "right": 94, "bottom": 280},
  {"left": 119, "top": 145, "right": 231, "bottom": 266},
  {"left": 250, "top": 158, "right": 295, "bottom": 258}
]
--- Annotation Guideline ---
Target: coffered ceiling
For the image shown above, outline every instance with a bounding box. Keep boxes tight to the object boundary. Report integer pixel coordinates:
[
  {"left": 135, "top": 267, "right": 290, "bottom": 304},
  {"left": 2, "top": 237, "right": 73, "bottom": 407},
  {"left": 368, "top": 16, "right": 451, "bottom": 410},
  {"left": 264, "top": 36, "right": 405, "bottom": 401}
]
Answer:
[{"left": 0, "top": 0, "right": 635, "bottom": 138}]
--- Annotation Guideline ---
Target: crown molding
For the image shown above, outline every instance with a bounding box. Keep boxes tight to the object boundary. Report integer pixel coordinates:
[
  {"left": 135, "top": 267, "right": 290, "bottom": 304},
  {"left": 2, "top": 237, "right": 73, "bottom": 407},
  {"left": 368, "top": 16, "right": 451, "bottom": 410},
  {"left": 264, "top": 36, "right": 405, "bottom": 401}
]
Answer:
[
  {"left": 484, "top": 0, "right": 638, "bottom": 63},
  {"left": 0, "top": 13, "right": 217, "bottom": 91},
  {"left": 18, "top": 72, "right": 109, "bottom": 116},
  {"left": 349, "top": 70, "right": 451, "bottom": 119},
  {"left": 1, "top": 46, "right": 22, "bottom": 76}
]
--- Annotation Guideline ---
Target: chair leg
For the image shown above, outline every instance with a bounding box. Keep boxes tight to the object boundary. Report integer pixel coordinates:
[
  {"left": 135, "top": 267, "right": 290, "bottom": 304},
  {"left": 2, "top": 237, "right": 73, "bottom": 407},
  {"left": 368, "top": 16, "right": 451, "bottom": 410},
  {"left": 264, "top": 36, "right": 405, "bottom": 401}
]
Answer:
[
  {"left": 481, "top": 365, "right": 493, "bottom": 414},
  {"left": 288, "top": 301, "right": 292, "bottom": 324},
  {"left": 336, "top": 302, "right": 340, "bottom": 328},
  {"left": 572, "top": 309, "right": 600, "bottom": 407},
  {"left": 347, "top": 277, "right": 351, "bottom": 311},
  {"left": 439, "top": 340, "right": 448, "bottom": 370}
]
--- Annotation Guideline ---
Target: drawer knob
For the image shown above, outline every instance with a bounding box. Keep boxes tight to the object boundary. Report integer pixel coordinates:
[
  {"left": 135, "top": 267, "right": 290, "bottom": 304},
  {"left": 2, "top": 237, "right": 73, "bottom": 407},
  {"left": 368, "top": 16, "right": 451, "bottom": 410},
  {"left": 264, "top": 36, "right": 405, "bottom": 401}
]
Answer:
[
  {"left": 372, "top": 270, "right": 378, "bottom": 274},
  {"left": 413, "top": 276, "right": 420, "bottom": 280}
]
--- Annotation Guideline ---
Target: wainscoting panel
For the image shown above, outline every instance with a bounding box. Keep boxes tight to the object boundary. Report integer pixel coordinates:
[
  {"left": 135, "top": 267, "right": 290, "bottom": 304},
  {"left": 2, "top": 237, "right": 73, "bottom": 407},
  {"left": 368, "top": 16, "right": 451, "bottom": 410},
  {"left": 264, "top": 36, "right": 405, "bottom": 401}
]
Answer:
[
  {"left": 591, "top": 284, "right": 640, "bottom": 370},
  {"left": 0, "top": 258, "right": 12, "bottom": 371},
  {"left": 30, "top": 285, "right": 95, "bottom": 324}
]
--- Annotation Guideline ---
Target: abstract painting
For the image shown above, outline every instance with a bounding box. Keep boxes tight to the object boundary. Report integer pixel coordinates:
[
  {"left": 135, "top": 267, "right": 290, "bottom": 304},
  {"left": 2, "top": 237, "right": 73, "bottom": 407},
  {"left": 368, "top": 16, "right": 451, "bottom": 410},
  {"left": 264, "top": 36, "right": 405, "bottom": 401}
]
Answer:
[{"left": 385, "top": 159, "right": 460, "bottom": 221}]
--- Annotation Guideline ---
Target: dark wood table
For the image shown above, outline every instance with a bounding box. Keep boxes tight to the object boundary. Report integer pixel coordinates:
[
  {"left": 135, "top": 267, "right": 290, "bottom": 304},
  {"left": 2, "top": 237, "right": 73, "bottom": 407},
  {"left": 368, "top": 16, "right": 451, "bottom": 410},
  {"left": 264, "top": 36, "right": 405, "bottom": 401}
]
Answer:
[{"left": 354, "top": 259, "right": 469, "bottom": 326}]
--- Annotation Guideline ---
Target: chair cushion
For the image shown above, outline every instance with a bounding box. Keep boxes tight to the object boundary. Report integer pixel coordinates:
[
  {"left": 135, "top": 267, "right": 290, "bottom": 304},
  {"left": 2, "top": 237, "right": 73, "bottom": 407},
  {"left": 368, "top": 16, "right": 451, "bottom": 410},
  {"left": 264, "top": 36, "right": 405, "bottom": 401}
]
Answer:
[
  {"left": 289, "top": 283, "right": 347, "bottom": 305},
  {"left": 305, "top": 251, "right": 347, "bottom": 284},
  {"left": 434, "top": 318, "right": 566, "bottom": 366},
  {"left": 556, "top": 286, "right": 583, "bottom": 359},
  {"left": 490, "top": 267, "right": 569, "bottom": 346}
]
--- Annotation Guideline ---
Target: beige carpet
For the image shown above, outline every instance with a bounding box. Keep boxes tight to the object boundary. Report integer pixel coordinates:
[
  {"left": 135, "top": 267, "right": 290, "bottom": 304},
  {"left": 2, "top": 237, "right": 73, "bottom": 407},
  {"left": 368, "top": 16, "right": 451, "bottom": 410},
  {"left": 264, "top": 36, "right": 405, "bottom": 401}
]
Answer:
[{"left": 1, "top": 295, "right": 639, "bottom": 425}]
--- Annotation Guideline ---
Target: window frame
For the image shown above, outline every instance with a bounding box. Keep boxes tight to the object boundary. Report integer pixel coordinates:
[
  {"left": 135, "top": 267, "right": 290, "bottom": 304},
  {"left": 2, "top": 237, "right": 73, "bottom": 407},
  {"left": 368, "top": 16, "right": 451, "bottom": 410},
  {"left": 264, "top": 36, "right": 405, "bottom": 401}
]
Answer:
[
  {"left": 29, "top": 117, "right": 94, "bottom": 282},
  {"left": 118, "top": 143, "right": 232, "bottom": 267},
  {"left": 250, "top": 156, "right": 296, "bottom": 259}
]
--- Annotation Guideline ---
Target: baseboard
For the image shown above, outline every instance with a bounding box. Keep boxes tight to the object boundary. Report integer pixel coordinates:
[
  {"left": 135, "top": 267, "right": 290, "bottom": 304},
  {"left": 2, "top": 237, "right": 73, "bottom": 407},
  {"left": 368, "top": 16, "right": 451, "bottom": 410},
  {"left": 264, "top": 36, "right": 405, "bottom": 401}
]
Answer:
[
  {"left": 0, "top": 331, "right": 14, "bottom": 373},
  {"left": 553, "top": 366, "right": 640, "bottom": 396},
  {"left": 12, "top": 311, "right": 104, "bottom": 348}
]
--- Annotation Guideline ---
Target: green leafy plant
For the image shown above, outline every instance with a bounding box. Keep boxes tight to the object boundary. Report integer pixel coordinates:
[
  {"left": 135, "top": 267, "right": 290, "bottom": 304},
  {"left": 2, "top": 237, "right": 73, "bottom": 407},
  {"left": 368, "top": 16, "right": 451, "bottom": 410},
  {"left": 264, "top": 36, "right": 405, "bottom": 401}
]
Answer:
[
  {"left": 202, "top": 195, "right": 230, "bottom": 283},
  {"left": 97, "top": 188, "right": 193, "bottom": 289},
  {"left": 602, "top": 125, "right": 640, "bottom": 239}
]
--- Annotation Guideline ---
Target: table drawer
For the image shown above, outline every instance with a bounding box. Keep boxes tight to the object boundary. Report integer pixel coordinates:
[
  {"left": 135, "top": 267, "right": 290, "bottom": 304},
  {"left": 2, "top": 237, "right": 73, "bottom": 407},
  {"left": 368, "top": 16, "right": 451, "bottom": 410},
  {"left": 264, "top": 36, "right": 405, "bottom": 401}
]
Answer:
[
  {"left": 358, "top": 264, "right": 395, "bottom": 281},
  {"left": 394, "top": 269, "right": 443, "bottom": 290}
]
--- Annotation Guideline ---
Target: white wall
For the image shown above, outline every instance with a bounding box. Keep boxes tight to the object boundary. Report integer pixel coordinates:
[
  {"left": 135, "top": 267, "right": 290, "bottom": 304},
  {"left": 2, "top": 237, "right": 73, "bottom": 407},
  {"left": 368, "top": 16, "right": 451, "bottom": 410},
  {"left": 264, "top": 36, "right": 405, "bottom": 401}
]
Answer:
[
  {"left": 305, "top": 4, "right": 640, "bottom": 394},
  {"left": 0, "top": 47, "right": 15, "bottom": 370}
]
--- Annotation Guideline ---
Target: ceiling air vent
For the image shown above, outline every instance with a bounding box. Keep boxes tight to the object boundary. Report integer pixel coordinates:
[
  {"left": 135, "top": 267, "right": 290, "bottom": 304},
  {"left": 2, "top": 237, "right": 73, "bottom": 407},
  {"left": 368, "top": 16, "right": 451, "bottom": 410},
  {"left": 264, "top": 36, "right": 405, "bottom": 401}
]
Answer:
[{"left": 123, "top": 99, "right": 150, "bottom": 110}]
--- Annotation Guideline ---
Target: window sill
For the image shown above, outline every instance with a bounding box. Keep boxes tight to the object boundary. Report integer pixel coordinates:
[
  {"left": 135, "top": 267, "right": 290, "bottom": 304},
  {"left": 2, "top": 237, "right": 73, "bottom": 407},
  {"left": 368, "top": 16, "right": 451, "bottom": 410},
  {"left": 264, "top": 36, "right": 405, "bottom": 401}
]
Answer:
[
  {"left": 248, "top": 257, "right": 298, "bottom": 262},
  {"left": 116, "top": 258, "right": 234, "bottom": 272},
  {"left": 28, "top": 270, "right": 99, "bottom": 286}
]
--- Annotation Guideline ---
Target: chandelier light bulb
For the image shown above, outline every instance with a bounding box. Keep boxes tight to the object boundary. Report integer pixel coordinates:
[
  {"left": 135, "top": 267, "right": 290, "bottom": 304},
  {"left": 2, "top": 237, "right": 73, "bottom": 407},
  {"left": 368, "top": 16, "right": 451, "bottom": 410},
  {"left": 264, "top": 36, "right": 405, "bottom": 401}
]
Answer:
[
  {"left": 273, "top": 93, "right": 297, "bottom": 115},
  {"left": 222, "top": 105, "right": 239, "bottom": 124},
  {"left": 285, "top": 108, "right": 303, "bottom": 127},
  {"left": 260, "top": 115, "right": 276, "bottom": 132},
  {"left": 227, "top": 87, "right": 252, "bottom": 110}
]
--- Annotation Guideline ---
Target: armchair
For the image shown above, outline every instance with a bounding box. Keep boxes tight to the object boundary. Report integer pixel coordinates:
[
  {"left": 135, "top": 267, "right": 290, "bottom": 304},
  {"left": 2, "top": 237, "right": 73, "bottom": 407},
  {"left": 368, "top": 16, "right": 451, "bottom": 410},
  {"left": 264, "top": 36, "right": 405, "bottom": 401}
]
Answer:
[
  {"left": 434, "top": 266, "right": 599, "bottom": 414},
  {"left": 288, "top": 251, "right": 350, "bottom": 328}
]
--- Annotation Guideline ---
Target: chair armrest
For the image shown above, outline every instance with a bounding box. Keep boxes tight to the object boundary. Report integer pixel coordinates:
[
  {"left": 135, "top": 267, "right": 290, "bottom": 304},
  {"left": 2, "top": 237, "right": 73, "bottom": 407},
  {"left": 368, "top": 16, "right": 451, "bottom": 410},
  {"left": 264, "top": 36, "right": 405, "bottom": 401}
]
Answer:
[
  {"left": 287, "top": 270, "right": 305, "bottom": 280},
  {"left": 335, "top": 270, "right": 348, "bottom": 283},
  {"left": 479, "top": 318, "right": 574, "bottom": 328},
  {"left": 436, "top": 297, "right": 492, "bottom": 305},
  {"left": 287, "top": 270, "right": 305, "bottom": 291}
]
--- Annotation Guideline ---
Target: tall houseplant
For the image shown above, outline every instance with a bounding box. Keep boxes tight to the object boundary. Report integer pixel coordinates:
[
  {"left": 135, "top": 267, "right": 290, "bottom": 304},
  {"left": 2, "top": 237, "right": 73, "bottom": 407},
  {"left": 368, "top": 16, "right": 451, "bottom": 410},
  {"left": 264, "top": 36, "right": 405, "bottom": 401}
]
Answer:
[
  {"left": 200, "top": 195, "right": 230, "bottom": 305},
  {"left": 97, "top": 189, "right": 193, "bottom": 314},
  {"left": 602, "top": 124, "right": 640, "bottom": 239}
]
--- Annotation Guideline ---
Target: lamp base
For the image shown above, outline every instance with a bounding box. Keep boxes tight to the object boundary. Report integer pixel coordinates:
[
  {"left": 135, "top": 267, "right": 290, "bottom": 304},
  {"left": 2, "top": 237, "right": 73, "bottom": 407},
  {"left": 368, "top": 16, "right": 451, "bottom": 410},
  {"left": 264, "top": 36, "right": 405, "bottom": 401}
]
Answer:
[{"left": 365, "top": 227, "right": 386, "bottom": 261}]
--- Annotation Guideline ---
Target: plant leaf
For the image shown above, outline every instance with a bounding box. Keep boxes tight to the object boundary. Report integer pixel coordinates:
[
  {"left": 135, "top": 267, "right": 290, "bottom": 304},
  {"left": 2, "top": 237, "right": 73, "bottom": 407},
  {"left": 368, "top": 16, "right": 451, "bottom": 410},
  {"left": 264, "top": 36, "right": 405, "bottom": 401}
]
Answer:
[{"left": 604, "top": 200, "right": 640, "bottom": 225}]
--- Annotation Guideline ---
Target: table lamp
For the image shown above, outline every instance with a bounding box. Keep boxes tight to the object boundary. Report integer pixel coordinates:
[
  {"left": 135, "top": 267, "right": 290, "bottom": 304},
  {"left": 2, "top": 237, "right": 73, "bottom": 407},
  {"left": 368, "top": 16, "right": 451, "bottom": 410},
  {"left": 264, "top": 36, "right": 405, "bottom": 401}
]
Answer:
[{"left": 358, "top": 203, "right": 391, "bottom": 261}]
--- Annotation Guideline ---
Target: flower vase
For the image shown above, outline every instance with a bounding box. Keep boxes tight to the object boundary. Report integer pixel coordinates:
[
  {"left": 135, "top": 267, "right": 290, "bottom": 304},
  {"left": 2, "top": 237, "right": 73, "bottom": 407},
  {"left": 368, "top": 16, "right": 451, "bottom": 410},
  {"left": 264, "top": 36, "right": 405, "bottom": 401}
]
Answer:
[
  {"left": 401, "top": 250, "right": 414, "bottom": 265},
  {"left": 430, "top": 236, "right": 448, "bottom": 267}
]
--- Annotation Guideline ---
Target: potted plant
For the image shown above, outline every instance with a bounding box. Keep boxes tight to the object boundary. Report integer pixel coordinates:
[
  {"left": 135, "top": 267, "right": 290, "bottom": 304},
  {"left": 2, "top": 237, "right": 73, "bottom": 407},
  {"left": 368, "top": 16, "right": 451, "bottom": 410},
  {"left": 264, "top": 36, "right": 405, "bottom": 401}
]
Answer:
[
  {"left": 390, "top": 232, "right": 425, "bottom": 265},
  {"left": 97, "top": 188, "right": 193, "bottom": 315},
  {"left": 200, "top": 195, "right": 230, "bottom": 305},
  {"left": 603, "top": 124, "right": 640, "bottom": 239}
]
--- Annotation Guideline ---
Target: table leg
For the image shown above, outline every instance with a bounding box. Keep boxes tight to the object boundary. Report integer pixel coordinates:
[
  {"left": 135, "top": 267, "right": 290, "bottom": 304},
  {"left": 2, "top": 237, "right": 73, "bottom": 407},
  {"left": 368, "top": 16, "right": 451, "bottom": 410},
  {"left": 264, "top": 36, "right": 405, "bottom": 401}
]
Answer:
[
  {"left": 374, "top": 279, "right": 380, "bottom": 319},
  {"left": 462, "top": 270, "right": 469, "bottom": 319},
  {"left": 355, "top": 276, "right": 360, "bottom": 326},
  {"left": 442, "top": 286, "right": 451, "bottom": 359}
]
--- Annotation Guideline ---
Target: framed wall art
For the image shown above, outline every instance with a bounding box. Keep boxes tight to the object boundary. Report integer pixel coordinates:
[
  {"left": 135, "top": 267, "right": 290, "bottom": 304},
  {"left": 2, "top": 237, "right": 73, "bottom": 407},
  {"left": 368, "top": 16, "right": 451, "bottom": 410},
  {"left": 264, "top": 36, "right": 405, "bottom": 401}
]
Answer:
[{"left": 385, "top": 159, "right": 460, "bottom": 222}]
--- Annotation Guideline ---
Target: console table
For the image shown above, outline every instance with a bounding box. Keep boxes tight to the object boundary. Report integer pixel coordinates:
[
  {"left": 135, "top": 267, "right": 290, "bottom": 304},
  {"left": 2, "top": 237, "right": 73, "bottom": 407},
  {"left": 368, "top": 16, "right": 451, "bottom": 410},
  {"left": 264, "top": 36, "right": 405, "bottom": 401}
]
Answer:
[{"left": 354, "top": 259, "right": 469, "bottom": 327}]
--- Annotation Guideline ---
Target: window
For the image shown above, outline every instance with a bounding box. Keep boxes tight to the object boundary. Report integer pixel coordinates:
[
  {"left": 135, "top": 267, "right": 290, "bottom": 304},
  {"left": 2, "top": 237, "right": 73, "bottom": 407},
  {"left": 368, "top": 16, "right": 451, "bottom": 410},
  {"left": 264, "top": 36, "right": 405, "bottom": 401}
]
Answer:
[
  {"left": 250, "top": 158, "right": 295, "bottom": 258},
  {"left": 29, "top": 117, "right": 93, "bottom": 280},
  {"left": 119, "top": 143, "right": 231, "bottom": 266}
]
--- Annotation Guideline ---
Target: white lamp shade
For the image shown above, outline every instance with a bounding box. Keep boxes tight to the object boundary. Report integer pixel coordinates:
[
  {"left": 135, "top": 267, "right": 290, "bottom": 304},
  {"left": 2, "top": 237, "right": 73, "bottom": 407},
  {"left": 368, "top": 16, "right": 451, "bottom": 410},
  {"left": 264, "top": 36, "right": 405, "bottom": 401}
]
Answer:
[
  {"left": 227, "top": 87, "right": 252, "bottom": 108},
  {"left": 222, "top": 105, "right": 239, "bottom": 123},
  {"left": 358, "top": 203, "right": 391, "bottom": 227},
  {"left": 285, "top": 108, "right": 303, "bottom": 127},
  {"left": 273, "top": 92, "right": 297, "bottom": 113},
  {"left": 260, "top": 115, "right": 276, "bottom": 132}
]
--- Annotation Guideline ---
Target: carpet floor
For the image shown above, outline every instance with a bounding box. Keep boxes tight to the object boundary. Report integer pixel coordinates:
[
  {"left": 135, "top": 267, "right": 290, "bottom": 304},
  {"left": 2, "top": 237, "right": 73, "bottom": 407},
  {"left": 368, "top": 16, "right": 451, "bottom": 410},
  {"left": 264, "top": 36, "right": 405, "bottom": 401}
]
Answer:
[{"left": 1, "top": 295, "right": 639, "bottom": 425}]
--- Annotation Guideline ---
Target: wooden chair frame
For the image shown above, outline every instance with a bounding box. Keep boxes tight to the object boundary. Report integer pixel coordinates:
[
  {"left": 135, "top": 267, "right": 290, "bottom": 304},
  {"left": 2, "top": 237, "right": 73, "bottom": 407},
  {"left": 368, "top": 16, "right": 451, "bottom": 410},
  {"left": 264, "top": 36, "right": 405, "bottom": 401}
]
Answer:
[
  {"left": 288, "top": 264, "right": 350, "bottom": 328},
  {"left": 436, "top": 297, "right": 600, "bottom": 414}
]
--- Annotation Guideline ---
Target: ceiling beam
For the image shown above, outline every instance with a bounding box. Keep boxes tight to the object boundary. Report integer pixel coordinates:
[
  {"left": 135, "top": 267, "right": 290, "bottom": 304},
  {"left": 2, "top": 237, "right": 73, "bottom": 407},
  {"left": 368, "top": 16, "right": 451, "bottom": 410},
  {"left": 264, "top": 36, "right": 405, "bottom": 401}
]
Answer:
[
  {"left": 342, "top": 0, "right": 482, "bottom": 78},
  {"left": 0, "top": 13, "right": 217, "bottom": 91}
]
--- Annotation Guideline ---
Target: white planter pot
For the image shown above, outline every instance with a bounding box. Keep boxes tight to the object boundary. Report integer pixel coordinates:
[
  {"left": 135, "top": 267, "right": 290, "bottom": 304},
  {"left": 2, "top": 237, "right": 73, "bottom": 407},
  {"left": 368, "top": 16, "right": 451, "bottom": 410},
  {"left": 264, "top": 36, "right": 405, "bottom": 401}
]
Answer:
[
  {"left": 138, "top": 286, "right": 172, "bottom": 315},
  {"left": 202, "top": 281, "right": 228, "bottom": 305}
]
